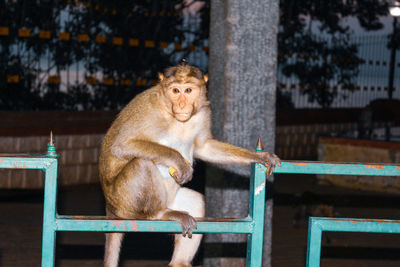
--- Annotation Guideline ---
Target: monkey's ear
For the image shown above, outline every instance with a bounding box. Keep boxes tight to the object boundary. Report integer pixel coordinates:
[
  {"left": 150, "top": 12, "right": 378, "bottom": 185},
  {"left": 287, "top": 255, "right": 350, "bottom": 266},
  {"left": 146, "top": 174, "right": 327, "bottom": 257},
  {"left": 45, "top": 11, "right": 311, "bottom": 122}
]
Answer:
[
  {"left": 158, "top": 73, "right": 165, "bottom": 81},
  {"left": 203, "top": 74, "right": 208, "bottom": 83}
]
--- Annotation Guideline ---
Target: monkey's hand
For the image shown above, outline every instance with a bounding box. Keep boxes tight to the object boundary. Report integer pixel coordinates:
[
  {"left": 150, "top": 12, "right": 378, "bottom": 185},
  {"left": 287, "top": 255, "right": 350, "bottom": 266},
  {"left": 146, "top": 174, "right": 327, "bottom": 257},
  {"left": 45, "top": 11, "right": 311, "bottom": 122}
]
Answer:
[
  {"left": 254, "top": 152, "right": 281, "bottom": 175},
  {"left": 169, "top": 158, "right": 193, "bottom": 185},
  {"left": 162, "top": 210, "right": 197, "bottom": 238}
]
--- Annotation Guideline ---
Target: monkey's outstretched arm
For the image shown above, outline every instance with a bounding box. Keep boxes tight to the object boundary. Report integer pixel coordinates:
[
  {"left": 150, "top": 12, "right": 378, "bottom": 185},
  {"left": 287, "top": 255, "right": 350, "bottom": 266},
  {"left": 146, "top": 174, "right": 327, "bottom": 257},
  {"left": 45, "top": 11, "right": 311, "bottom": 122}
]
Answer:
[
  {"left": 194, "top": 139, "right": 280, "bottom": 174},
  {"left": 112, "top": 140, "right": 193, "bottom": 183}
]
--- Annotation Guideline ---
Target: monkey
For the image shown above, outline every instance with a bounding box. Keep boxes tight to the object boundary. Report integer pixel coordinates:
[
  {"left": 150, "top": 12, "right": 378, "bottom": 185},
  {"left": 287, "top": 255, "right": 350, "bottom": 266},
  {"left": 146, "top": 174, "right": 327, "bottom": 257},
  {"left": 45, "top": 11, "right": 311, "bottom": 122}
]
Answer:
[{"left": 99, "top": 63, "right": 281, "bottom": 267}]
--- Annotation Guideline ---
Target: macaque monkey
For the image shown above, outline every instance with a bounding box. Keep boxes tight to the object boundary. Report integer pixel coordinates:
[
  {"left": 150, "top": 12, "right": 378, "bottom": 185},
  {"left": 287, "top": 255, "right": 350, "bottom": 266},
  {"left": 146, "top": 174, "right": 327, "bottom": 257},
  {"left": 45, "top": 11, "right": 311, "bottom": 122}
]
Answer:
[{"left": 99, "top": 63, "right": 280, "bottom": 267}]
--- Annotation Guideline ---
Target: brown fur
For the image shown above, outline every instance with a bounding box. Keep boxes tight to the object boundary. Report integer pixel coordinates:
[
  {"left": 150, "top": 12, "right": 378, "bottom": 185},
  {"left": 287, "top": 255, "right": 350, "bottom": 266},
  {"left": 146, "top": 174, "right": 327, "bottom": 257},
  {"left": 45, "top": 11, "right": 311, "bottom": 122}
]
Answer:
[{"left": 99, "top": 63, "right": 280, "bottom": 267}]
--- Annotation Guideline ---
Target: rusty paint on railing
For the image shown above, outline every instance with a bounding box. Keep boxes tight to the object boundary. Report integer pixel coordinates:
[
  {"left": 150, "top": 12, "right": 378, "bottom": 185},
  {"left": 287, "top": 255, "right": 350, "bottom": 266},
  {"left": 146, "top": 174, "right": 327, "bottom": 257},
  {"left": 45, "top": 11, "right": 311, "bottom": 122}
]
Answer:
[
  {"left": 131, "top": 221, "right": 138, "bottom": 231},
  {"left": 365, "top": 164, "right": 385, "bottom": 170},
  {"left": 294, "top": 162, "right": 308, "bottom": 166}
]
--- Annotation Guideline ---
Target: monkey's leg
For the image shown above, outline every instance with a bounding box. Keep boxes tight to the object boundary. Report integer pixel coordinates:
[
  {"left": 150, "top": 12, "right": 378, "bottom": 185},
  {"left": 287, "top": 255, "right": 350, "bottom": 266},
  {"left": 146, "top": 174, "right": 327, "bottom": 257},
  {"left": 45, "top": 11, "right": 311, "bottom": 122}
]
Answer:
[
  {"left": 167, "top": 188, "right": 205, "bottom": 267},
  {"left": 104, "top": 232, "right": 124, "bottom": 267},
  {"left": 103, "top": 158, "right": 167, "bottom": 267}
]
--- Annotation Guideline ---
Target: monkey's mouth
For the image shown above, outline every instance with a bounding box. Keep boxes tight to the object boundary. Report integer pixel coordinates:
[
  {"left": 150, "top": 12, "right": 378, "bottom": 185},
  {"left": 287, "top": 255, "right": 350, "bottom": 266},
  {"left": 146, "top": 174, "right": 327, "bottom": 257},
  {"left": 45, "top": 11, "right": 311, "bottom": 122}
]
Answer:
[{"left": 174, "top": 112, "right": 192, "bottom": 121}]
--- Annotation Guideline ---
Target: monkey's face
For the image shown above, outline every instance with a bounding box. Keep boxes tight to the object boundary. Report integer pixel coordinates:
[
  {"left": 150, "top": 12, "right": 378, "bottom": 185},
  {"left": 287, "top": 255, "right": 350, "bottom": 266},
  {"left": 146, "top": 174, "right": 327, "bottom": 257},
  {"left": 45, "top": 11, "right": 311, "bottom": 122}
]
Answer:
[{"left": 164, "top": 82, "right": 202, "bottom": 122}]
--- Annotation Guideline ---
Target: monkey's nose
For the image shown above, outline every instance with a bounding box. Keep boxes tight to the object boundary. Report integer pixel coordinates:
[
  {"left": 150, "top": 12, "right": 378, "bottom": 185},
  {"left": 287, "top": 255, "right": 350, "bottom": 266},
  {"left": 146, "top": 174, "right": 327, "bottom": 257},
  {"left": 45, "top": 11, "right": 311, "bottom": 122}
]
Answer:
[{"left": 179, "top": 101, "right": 185, "bottom": 109}]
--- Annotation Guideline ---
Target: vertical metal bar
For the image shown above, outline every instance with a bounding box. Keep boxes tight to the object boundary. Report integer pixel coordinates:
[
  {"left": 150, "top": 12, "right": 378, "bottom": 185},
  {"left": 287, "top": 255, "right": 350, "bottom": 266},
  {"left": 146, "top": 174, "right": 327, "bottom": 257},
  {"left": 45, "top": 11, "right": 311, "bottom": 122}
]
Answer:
[
  {"left": 246, "top": 140, "right": 267, "bottom": 267},
  {"left": 246, "top": 163, "right": 256, "bottom": 267},
  {"left": 41, "top": 159, "right": 58, "bottom": 267},
  {"left": 246, "top": 164, "right": 267, "bottom": 267},
  {"left": 306, "top": 217, "right": 323, "bottom": 267}
]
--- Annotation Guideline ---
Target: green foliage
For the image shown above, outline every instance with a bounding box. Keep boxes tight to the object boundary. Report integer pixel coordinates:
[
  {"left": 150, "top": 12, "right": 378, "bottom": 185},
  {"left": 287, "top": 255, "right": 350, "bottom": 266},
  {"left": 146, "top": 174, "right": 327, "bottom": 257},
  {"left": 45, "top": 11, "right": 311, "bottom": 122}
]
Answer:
[{"left": 278, "top": 0, "right": 389, "bottom": 107}]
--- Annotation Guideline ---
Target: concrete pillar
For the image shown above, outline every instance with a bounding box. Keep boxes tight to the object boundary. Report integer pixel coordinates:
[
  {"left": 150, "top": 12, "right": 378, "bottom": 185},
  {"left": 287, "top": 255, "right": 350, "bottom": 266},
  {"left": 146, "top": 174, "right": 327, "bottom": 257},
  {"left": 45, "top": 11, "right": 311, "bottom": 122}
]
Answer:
[{"left": 204, "top": 0, "right": 279, "bottom": 266}]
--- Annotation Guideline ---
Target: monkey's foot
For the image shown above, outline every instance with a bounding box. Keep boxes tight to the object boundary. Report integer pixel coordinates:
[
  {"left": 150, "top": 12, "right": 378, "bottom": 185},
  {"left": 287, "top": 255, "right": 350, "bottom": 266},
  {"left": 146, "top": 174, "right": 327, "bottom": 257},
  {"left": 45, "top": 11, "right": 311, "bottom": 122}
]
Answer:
[{"left": 162, "top": 209, "right": 197, "bottom": 238}]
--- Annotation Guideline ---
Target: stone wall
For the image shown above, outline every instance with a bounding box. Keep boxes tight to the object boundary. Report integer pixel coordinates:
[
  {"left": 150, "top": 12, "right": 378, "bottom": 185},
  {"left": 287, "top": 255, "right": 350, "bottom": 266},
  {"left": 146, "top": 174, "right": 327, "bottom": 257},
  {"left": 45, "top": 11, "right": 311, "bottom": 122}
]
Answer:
[
  {"left": 276, "top": 122, "right": 359, "bottom": 160},
  {"left": 0, "top": 134, "right": 103, "bottom": 188},
  {"left": 318, "top": 136, "right": 400, "bottom": 194},
  {"left": 276, "top": 121, "right": 393, "bottom": 160}
]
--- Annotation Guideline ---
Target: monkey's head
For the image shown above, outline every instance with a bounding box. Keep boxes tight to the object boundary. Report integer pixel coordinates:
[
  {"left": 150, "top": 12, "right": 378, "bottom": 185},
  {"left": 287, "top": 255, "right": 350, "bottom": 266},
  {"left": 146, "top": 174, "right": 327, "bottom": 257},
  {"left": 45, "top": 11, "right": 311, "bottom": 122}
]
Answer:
[{"left": 159, "top": 64, "right": 209, "bottom": 122}]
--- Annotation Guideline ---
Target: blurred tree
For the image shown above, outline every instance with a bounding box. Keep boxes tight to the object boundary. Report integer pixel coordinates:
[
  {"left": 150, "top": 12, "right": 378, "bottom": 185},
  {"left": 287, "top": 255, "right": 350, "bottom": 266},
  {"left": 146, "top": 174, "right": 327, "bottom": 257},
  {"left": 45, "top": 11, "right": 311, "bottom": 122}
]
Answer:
[
  {"left": 66, "top": 0, "right": 185, "bottom": 109},
  {"left": 278, "top": 0, "right": 389, "bottom": 107},
  {"left": 0, "top": 0, "right": 60, "bottom": 110},
  {"left": 1, "top": 0, "right": 391, "bottom": 110},
  {"left": 0, "top": 0, "right": 188, "bottom": 110}
]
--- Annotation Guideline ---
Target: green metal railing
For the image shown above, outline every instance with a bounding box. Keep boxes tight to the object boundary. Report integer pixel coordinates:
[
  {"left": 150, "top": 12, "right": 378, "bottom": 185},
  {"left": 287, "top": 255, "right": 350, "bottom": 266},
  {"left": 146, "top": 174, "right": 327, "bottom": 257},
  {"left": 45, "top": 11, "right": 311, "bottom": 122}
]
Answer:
[
  {"left": 306, "top": 217, "right": 400, "bottom": 267},
  {"left": 1, "top": 135, "right": 399, "bottom": 266},
  {"left": 0, "top": 135, "right": 269, "bottom": 267}
]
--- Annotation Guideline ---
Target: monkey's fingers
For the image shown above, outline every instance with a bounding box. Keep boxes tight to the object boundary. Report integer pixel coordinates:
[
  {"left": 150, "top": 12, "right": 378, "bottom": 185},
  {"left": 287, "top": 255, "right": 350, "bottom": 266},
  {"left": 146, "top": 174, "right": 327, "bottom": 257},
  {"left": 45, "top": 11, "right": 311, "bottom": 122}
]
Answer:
[
  {"left": 182, "top": 217, "right": 197, "bottom": 238},
  {"left": 266, "top": 153, "right": 281, "bottom": 167},
  {"left": 181, "top": 225, "right": 192, "bottom": 238},
  {"left": 188, "top": 227, "right": 193, "bottom": 239},
  {"left": 265, "top": 153, "right": 281, "bottom": 175},
  {"left": 187, "top": 220, "right": 197, "bottom": 238},
  {"left": 264, "top": 163, "right": 272, "bottom": 175},
  {"left": 180, "top": 222, "right": 187, "bottom": 237},
  {"left": 272, "top": 153, "right": 282, "bottom": 167},
  {"left": 265, "top": 164, "right": 271, "bottom": 175},
  {"left": 268, "top": 165, "right": 273, "bottom": 175},
  {"left": 263, "top": 162, "right": 276, "bottom": 175}
]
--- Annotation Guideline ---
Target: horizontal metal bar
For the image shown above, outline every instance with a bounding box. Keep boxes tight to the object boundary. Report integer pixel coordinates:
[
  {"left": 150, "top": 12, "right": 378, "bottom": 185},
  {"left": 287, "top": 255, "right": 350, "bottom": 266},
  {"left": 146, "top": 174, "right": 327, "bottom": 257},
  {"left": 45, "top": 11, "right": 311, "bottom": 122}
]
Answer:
[
  {"left": 1, "top": 155, "right": 399, "bottom": 177},
  {"left": 0, "top": 156, "right": 56, "bottom": 170},
  {"left": 55, "top": 216, "right": 254, "bottom": 234},
  {"left": 310, "top": 217, "right": 400, "bottom": 234},
  {"left": 273, "top": 161, "right": 400, "bottom": 176}
]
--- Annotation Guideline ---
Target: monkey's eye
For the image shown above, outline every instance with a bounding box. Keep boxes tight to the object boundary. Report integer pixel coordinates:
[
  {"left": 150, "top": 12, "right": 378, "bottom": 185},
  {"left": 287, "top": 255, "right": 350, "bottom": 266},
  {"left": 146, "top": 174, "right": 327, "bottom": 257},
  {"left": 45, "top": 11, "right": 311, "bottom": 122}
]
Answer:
[
  {"left": 172, "top": 88, "right": 180, "bottom": 94},
  {"left": 185, "top": 88, "right": 192, "bottom": 93}
]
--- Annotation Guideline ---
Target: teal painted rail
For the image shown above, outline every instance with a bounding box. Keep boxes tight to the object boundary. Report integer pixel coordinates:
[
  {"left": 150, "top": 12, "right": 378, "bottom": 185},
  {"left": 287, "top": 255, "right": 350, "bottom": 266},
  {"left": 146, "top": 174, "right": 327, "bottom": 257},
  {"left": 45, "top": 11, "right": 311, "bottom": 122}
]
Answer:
[
  {"left": 1, "top": 136, "right": 399, "bottom": 267},
  {"left": 306, "top": 217, "right": 400, "bottom": 267},
  {"left": 0, "top": 136, "right": 269, "bottom": 267},
  {"left": 302, "top": 160, "right": 400, "bottom": 267},
  {"left": 275, "top": 161, "right": 400, "bottom": 176}
]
